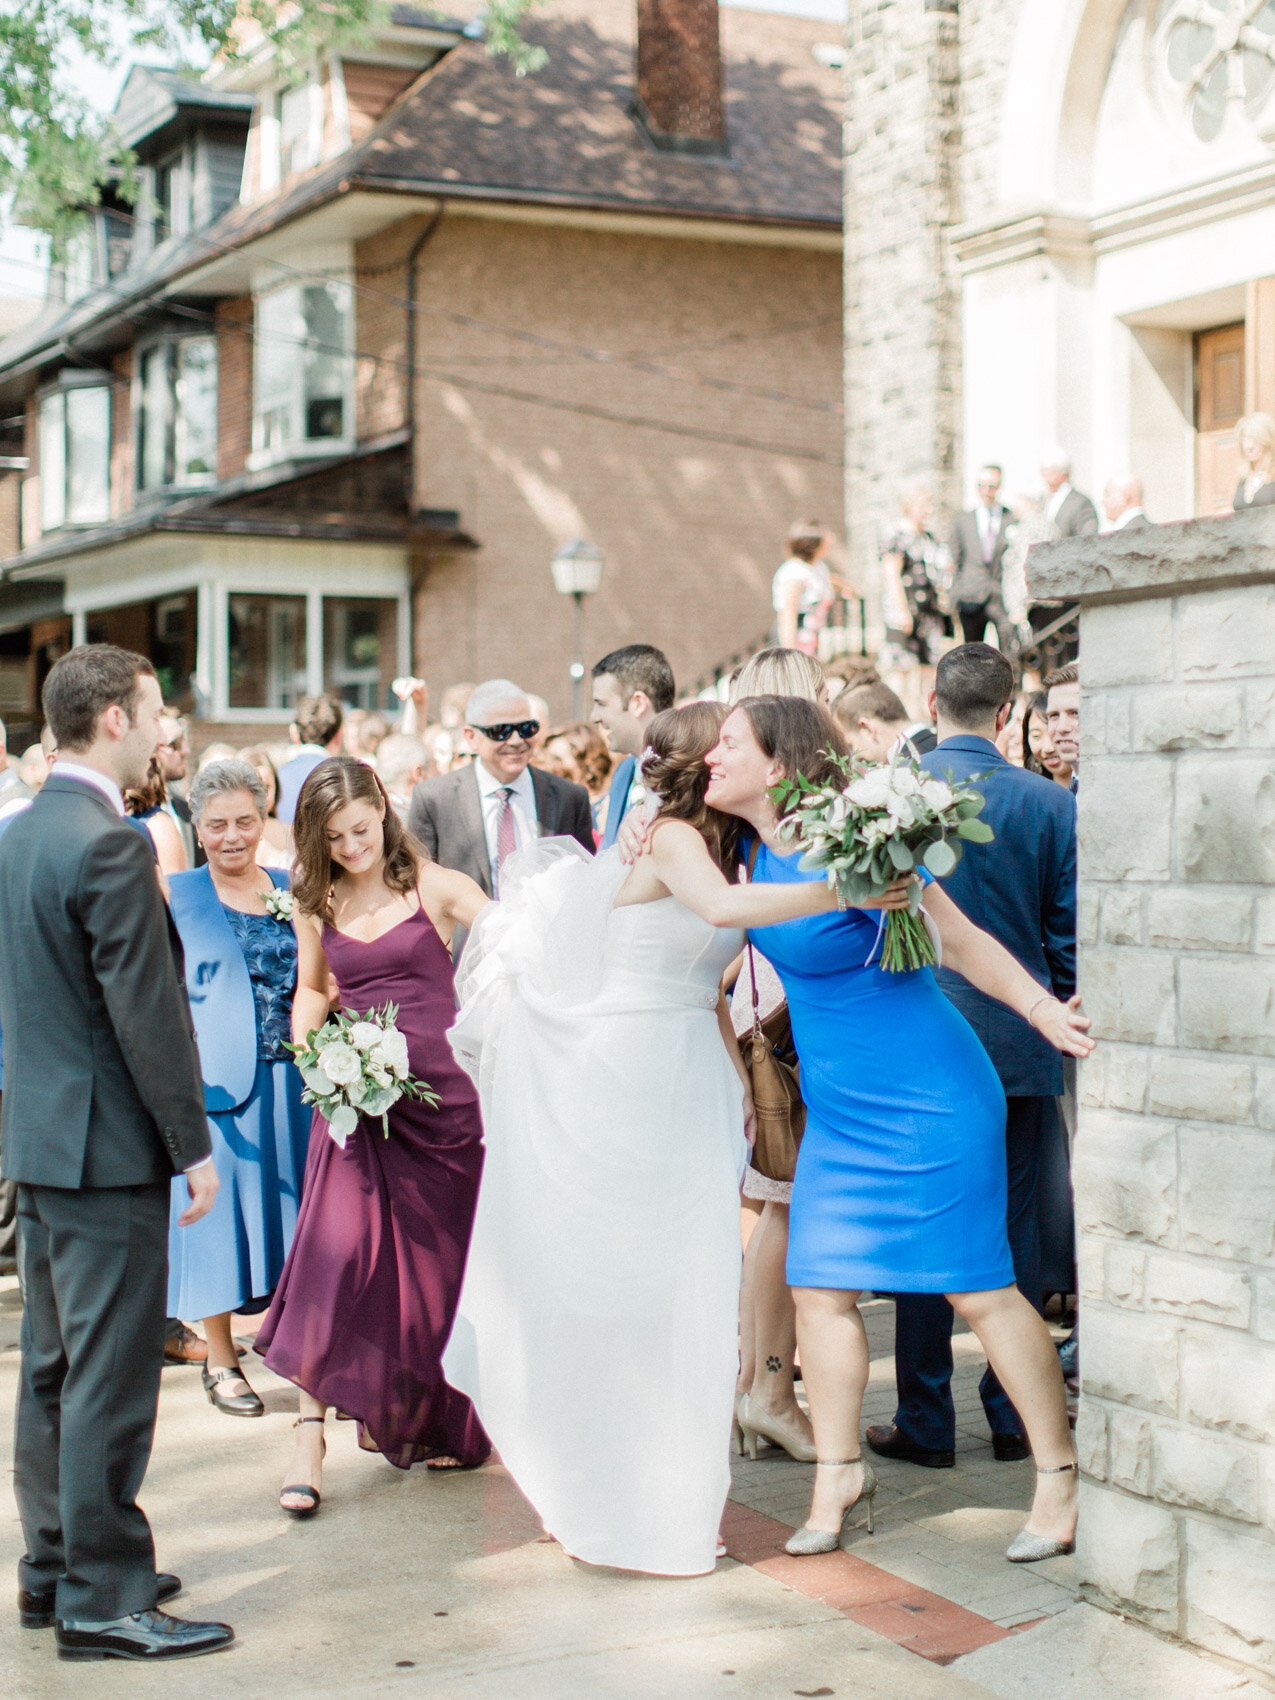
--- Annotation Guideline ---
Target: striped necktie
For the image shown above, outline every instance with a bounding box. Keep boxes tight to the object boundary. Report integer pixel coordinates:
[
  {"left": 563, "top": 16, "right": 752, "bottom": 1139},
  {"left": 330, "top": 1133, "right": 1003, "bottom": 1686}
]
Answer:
[{"left": 495, "top": 785, "right": 517, "bottom": 888}]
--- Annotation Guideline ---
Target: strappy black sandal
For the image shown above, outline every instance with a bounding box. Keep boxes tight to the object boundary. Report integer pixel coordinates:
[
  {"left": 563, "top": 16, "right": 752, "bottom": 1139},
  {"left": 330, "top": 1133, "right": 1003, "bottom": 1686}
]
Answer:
[{"left": 280, "top": 1417, "right": 326, "bottom": 1518}]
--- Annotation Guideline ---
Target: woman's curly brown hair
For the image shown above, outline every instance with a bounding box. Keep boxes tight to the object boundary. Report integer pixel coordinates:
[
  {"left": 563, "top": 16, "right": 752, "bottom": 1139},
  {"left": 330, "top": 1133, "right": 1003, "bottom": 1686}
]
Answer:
[
  {"left": 291, "top": 756, "right": 427, "bottom": 921},
  {"left": 643, "top": 702, "right": 741, "bottom": 876}
]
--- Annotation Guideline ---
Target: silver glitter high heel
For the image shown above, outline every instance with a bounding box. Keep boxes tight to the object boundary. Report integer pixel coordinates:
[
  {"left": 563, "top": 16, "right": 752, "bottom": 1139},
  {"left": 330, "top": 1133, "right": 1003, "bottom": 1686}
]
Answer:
[
  {"left": 784, "top": 1458, "right": 878, "bottom": 1554},
  {"left": 1005, "top": 1460, "right": 1077, "bottom": 1563}
]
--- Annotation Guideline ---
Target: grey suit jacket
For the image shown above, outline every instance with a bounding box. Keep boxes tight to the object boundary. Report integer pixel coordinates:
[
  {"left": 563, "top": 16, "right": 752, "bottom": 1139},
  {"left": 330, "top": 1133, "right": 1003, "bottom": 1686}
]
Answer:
[
  {"left": 950, "top": 506, "right": 1013, "bottom": 603},
  {"left": 407, "top": 761, "right": 595, "bottom": 895},
  {"left": 0, "top": 773, "right": 211, "bottom": 1188},
  {"left": 1054, "top": 487, "right": 1099, "bottom": 538}
]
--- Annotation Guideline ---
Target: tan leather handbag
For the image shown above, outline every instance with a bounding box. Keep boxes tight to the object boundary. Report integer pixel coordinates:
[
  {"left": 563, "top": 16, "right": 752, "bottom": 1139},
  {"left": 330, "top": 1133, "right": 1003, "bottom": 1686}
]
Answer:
[{"left": 737, "top": 939, "right": 805, "bottom": 1184}]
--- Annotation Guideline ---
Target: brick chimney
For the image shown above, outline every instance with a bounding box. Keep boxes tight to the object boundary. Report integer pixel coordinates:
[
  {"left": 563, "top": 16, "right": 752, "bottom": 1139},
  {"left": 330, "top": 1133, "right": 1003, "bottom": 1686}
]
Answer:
[{"left": 633, "top": 0, "right": 727, "bottom": 156}]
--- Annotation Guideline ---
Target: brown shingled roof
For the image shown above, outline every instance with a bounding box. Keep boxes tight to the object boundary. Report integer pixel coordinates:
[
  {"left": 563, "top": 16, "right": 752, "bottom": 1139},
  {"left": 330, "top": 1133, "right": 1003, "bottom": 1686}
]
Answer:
[{"left": 214, "top": 0, "right": 844, "bottom": 245}]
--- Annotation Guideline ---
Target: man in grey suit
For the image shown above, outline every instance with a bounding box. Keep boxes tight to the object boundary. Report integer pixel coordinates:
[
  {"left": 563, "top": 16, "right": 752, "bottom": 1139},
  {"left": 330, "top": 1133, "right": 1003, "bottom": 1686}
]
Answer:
[
  {"left": 0, "top": 645, "right": 233, "bottom": 1662},
  {"left": 1041, "top": 449, "right": 1099, "bottom": 538},
  {"left": 408, "top": 679, "right": 594, "bottom": 905},
  {"left": 949, "top": 463, "right": 1015, "bottom": 648}
]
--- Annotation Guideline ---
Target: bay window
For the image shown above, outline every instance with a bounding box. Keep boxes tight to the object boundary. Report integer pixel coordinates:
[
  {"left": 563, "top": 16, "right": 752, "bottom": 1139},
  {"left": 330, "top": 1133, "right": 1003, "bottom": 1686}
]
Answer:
[
  {"left": 136, "top": 336, "right": 218, "bottom": 492},
  {"left": 38, "top": 382, "right": 111, "bottom": 531},
  {"left": 253, "top": 280, "right": 352, "bottom": 461}
]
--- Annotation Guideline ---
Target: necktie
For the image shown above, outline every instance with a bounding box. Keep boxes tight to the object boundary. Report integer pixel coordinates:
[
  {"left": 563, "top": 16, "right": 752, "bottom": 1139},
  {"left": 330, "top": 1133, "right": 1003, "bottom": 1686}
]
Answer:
[{"left": 495, "top": 786, "right": 517, "bottom": 887}]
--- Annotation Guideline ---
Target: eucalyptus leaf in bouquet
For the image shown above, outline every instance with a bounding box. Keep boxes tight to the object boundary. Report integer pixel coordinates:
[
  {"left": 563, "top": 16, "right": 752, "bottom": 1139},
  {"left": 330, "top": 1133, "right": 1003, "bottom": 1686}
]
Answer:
[
  {"left": 773, "top": 745, "right": 994, "bottom": 972},
  {"left": 286, "top": 1001, "right": 439, "bottom": 1147}
]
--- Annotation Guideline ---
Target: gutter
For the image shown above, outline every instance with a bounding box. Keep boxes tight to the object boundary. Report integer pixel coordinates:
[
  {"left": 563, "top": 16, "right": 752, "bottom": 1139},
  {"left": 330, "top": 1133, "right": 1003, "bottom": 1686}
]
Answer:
[{"left": 403, "top": 202, "right": 445, "bottom": 513}]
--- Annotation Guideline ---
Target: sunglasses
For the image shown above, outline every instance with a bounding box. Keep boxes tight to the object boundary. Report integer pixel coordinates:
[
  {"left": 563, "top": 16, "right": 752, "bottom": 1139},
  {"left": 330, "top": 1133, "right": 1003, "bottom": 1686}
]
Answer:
[{"left": 469, "top": 720, "right": 540, "bottom": 743}]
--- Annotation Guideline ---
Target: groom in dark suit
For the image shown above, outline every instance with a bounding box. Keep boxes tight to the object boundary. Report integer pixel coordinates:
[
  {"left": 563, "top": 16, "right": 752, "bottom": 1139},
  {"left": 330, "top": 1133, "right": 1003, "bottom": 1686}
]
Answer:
[
  {"left": 868, "top": 643, "right": 1077, "bottom": 1469},
  {"left": 408, "top": 678, "right": 594, "bottom": 899},
  {"left": 0, "top": 645, "right": 233, "bottom": 1662}
]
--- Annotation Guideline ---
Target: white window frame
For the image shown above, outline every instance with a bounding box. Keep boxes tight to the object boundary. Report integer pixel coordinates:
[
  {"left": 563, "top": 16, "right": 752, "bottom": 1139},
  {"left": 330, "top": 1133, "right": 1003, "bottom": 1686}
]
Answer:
[
  {"left": 134, "top": 333, "right": 219, "bottom": 495},
  {"left": 250, "top": 276, "right": 354, "bottom": 469},
  {"left": 37, "top": 378, "right": 111, "bottom": 533},
  {"left": 278, "top": 73, "right": 323, "bottom": 179}
]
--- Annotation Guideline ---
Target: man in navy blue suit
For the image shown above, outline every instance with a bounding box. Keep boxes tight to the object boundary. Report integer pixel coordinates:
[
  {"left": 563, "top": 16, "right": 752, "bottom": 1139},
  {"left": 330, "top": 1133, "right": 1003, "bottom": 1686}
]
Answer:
[{"left": 867, "top": 643, "right": 1077, "bottom": 1468}]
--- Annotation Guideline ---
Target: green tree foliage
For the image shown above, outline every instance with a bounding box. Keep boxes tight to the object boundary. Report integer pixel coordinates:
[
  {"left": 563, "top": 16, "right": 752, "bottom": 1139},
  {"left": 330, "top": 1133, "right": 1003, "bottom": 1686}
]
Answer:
[{"left": 0, "top": 0, "right": 543, "bottom": 249}]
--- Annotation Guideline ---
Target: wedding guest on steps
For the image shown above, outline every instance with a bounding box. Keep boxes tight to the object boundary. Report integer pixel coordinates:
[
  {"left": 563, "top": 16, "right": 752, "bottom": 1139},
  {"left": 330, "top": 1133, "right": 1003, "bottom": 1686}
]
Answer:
[
  {"left": 1232, "top": 412, "right": 1275, "bottom": 510},
  {"left": 166, "top": 761, "right": 311, "bottom": 1420}
]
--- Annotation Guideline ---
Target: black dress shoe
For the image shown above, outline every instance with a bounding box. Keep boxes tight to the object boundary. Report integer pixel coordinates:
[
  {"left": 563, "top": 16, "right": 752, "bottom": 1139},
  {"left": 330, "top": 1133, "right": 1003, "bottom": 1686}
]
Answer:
[
  {"left": 56, "top": 1608, "right": 233, "bottom": 1662},
  {"left": 202, "top": 1364, "right": 265, "bottom": 1418},
  {"left": 992, "top": 1432, "right": 1031, "bottom": 1462},
  {"left": 865, "top": 1424, "right": 955, "bottom": 1469},
  {"left": 20, "top": 1573, "right": 181, "bottom": 1630}
]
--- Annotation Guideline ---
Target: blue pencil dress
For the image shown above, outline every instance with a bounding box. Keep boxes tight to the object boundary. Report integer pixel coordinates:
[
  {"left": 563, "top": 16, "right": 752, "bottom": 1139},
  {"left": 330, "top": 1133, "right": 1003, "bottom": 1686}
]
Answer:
[
  {"left": 166, "top": 867, "right": 312, "bottom": 1320},
  {"left": 748, "top": 841, "right": 1013, "bottom": 1293}
]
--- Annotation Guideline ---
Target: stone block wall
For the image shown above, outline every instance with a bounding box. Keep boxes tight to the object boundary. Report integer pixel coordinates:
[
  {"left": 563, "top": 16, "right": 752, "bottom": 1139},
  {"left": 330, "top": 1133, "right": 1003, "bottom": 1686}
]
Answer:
[{"left": 1030, "top": 511, "right": 1275, "bottom": 1680}]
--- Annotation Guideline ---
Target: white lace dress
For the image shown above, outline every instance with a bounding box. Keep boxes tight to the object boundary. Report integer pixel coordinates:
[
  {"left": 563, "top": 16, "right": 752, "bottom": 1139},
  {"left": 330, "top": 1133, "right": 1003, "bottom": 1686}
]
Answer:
[{"left": 445, "top": 841, "right": 746, "bottom": 1575}]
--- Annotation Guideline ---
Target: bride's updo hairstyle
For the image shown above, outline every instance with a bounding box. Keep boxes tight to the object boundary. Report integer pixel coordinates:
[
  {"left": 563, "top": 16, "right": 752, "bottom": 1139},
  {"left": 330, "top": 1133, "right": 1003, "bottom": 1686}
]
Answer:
[
  {"left": 292, "top": 756, "right": 425, "bottom": 921},
  {"left": 644, "top": 702, "right": 741, "bottom": 876},
  {"left": 732, "top": 695, "right": 849, "bottom": 797}
]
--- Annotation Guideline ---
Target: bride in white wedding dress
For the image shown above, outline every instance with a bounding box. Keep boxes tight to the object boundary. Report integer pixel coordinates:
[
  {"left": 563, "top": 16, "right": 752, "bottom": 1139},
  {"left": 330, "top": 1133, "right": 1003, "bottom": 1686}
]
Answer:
[{"left": 444, "top": 702, "right": 857, "bottom": 1575}]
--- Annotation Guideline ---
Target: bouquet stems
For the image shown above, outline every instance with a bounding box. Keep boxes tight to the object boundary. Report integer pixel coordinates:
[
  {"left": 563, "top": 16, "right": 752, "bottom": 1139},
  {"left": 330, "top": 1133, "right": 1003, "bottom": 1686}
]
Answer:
[{"left": 879, "top": 910, "right": 938, "bottom": 973}]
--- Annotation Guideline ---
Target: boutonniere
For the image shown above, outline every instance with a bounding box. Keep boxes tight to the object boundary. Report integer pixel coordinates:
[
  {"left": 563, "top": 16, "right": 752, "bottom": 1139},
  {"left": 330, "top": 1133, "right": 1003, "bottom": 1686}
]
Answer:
[{"left": 263, "top": 886, "right": 295, "bottom": 924}]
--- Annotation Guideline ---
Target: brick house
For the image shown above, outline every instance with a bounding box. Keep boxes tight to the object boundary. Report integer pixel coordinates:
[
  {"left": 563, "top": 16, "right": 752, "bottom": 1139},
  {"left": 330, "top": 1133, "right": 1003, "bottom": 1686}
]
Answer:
[{"left": 0, "top": 0, "right": 844, "bottom": 739}]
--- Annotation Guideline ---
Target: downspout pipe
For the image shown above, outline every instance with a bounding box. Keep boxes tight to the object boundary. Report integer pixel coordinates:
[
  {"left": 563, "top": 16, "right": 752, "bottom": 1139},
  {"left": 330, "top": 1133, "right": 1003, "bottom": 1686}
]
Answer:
[{"left": 404, "top": 199, "right": 446, "bottom": 516}]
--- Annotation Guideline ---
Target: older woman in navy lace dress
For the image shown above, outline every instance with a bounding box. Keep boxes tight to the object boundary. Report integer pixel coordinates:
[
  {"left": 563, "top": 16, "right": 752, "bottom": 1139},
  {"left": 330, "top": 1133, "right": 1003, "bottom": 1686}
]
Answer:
[{"left": 166, "top": 760, "right": 311, "bottom": 1418}]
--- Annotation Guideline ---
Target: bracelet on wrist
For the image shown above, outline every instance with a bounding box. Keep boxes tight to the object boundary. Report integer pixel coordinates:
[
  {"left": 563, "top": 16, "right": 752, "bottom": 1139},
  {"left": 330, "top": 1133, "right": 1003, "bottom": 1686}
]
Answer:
[{"left": 1026, "top": 993, "right": 1052, "bottom": 1029}]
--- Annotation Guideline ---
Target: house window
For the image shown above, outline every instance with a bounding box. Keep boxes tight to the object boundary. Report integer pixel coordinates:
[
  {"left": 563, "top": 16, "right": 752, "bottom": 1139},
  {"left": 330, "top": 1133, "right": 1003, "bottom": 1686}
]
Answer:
[
  {"left": 279, "top": 80, "right": 321, "bottom": 177},
  {"left": 323, "top": 596, "right": 399, "bottom": 709},
  {"left": 253, "top": 281, "right": 352, "bottom": 460},
  {"left": 38, "top": 384, "right": 111, "bottom": 531},
  {"left": 62, "top": 227, "right": 98, "bottom": 304},
  {"left": 136, "top": 336, "right": 218, "bottom": 492},
  {"left": 153, "top": 148, "right": 193, "bottom": 242},
  {"left": 228, "top": 592, "right": 308, "bottom": 709}
]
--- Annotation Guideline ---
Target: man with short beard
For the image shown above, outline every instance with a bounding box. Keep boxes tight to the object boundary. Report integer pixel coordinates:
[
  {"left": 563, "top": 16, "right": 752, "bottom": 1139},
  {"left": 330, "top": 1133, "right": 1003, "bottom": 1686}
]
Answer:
[{"left": 589, "top": 644, "right": 675, "bottom": 848}]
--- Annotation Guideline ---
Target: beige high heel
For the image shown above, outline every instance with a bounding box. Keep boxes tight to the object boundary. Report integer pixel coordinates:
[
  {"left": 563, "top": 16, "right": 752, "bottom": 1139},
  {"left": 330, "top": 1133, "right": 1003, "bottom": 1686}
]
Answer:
[
  {"left": 738, "top": 1394, "right": 817, "bottom": 1464},
  {"left": 731, "top": 1393, "right": 747, "bottom": 1457},
  {"left": 784, "top": 1458, "right": 879, "bottom": 1553}
]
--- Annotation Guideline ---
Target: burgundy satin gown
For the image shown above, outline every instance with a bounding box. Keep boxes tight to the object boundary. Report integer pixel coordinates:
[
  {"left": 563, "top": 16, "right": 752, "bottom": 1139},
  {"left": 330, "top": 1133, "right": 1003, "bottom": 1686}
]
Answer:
[{"left": 257, "top": 904, "right": 490, "bottom": 1468}]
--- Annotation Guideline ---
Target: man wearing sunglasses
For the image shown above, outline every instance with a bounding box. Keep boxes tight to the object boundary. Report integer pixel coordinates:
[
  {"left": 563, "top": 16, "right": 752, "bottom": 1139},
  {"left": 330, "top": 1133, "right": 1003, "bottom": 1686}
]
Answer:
[{"left": 408, "top": 679, "right": 594, "bottom": 915}]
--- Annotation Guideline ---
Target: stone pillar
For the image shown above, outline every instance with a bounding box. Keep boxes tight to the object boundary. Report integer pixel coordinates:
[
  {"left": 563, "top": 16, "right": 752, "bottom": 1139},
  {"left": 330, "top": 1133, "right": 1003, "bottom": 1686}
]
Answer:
[
  {"left": 843, "top": 0, "right": 962, "bottom": 645},
  {"left": 1029, "top": 511, "right": 1275, "bottom": 1681}
]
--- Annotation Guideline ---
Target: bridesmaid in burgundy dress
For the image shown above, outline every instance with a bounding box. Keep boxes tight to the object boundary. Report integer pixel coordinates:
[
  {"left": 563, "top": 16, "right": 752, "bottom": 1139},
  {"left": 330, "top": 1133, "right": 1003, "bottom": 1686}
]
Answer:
[{"left": 256, "top": 757, "right": 491, "bottom": 1514}]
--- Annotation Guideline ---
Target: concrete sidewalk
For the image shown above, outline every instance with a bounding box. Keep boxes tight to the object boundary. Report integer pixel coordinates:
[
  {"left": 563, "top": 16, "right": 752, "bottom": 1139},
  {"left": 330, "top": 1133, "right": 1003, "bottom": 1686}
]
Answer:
[{"left": 0, "top": 1277, "right": 1265, "bottom": 1699}]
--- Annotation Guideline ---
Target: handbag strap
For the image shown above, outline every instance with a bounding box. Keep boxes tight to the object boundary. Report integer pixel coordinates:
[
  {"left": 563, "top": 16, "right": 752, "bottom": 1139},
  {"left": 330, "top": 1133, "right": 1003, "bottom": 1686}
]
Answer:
[{"left": 743, "top": 835, "right": 763, "bottom": 1039}]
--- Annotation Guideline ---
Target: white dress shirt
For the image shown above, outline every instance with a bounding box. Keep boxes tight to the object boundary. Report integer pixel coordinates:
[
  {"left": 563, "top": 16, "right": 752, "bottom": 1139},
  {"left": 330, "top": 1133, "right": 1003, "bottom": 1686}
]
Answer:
[
  {"left": 1110, "top": 506, "right": 1146, "bottom": 530},
  {"left": 975, "top": 502, "right": 1003, "bottom": 560},
  {"left": 473, "top": 760, "right": 537, "bottom": 892},
  {"left": 55, "top": 760, "right": 211, "bottom": 1173}
]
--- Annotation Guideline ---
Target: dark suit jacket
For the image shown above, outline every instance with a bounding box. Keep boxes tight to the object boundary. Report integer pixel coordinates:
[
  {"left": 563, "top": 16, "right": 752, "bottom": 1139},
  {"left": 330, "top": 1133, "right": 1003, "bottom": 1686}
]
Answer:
[
  {"left": 1054, "top": 487, "right": 1099, "bottom": 538},
  {"left": 0, "top": 773, "right": 211, "bottom": 1188},
  {"left": 949, "top": 505, "right": 1013, "bottom": 603},
  {"left": 904, "top": 724, "right": 938, "bottom": 755},
  {"left": 407, "top": 761, "right": 595, "bottom": 895},
  {"left": 922, "top": 736, "right": 1076, "bottom": 1098}
]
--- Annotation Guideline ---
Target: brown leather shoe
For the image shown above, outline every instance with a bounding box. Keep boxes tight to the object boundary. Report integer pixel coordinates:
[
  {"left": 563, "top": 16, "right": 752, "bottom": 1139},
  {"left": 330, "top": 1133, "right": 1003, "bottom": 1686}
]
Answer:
[{"left": 162, "top": 1325, "right": 208, "bottom": 1366}]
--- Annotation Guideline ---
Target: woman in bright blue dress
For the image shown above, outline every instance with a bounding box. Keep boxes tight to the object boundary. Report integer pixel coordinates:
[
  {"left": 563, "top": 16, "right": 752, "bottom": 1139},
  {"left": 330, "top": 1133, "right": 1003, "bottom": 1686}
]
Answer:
[
  {"left": 705, "top": 697, "right": 1093, "bottom": 1565},
  {"left": 166, "top": 761, "right": 312, "bottom": 1419}
]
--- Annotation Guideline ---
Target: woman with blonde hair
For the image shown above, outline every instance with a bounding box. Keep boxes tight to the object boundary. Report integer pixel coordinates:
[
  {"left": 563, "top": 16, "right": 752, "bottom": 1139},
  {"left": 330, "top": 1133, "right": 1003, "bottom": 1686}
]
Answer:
[
  {"left": 733, "top": 646, "right": 827, "bottom": 705},
  {"left": 1233, "top": 412, "right": 1275, "bottom": 510},
  {"left": 255, "top": 757, "right": 492, "bottom": 1515}
]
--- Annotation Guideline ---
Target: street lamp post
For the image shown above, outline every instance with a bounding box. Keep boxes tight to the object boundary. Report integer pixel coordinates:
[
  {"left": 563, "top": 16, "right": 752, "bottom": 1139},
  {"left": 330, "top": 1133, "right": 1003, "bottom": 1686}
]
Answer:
[{"left": 550, "top": 539, "right": 605, "bottom": 719}]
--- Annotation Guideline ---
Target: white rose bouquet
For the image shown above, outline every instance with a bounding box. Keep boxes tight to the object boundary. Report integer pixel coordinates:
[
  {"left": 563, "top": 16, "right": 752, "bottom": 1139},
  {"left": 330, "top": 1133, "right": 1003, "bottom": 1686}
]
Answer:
[
  {"left": 774, "top": 746, "right": 994, "bottom": 973},
  {"left": 287, "top": 1002, "right": 438, "bottom": 1148}
]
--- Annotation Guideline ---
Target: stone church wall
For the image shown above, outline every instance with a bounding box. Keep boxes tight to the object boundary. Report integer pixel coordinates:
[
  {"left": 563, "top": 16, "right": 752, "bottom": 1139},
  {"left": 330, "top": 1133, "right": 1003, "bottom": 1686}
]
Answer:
[{"left": 1029, "top": 510, "right": 1275, "bottom": 1680}]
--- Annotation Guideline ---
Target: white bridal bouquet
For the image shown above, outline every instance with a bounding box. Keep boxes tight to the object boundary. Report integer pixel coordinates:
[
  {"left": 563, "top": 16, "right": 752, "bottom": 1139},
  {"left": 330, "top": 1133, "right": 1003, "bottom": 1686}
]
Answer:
[
  {"left": 775, "top": 746, "right": 994, "bottom": 972},
  {"left": 287, "top": 1004, "right": 438, "bottom": 1147}
]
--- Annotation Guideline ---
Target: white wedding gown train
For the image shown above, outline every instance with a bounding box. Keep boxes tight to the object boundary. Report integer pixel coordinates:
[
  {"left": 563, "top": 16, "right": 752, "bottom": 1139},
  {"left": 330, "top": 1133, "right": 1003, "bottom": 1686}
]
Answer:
[{"left": 445, "top": 841, "right": 746, "bottom": 1575}]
